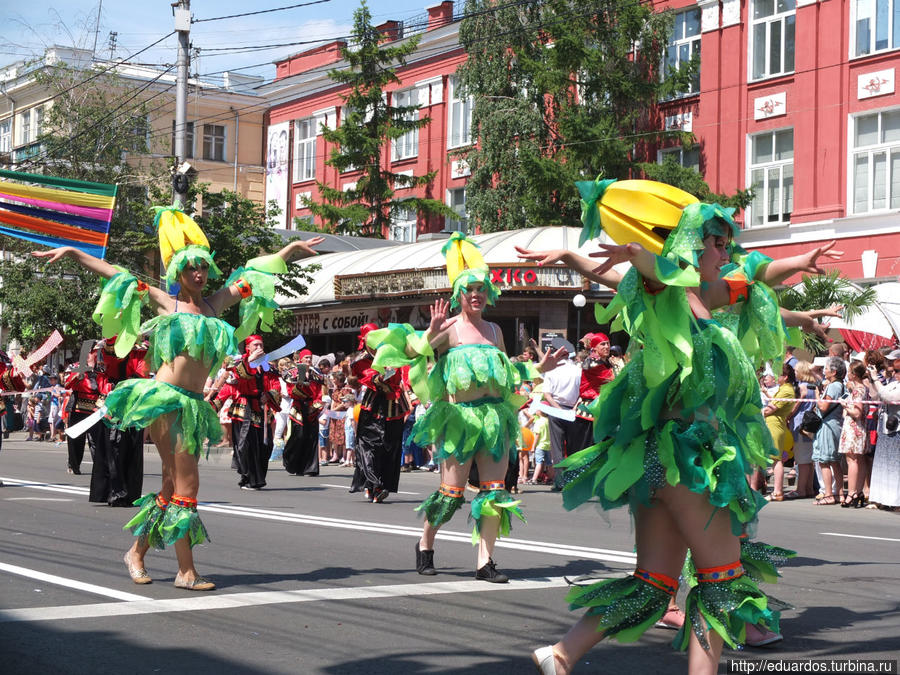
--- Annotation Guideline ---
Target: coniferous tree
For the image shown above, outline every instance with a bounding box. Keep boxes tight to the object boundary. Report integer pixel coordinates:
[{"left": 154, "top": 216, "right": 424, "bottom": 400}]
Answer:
[{"left": 304, "top": 1, "right": 454, "bottom": 237}]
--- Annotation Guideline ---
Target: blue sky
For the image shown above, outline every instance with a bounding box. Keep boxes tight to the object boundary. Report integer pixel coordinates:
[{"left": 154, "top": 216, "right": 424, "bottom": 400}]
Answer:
[{"left": 1, "top": 0, "right": 440, "bottom": 82}]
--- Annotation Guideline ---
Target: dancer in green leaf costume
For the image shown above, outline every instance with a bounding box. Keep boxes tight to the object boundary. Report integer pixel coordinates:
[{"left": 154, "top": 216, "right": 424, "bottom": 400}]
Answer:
[
  {"left": 33, "top": 206, "right": 322, "bottom": 591},
  {"left": 517, "top": 178, "right": 841, "bottom": 675}
]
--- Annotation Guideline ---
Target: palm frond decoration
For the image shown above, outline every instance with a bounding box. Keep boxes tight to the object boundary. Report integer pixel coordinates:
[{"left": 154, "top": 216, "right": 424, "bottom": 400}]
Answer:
[{"left": 778, "top": 270, "right": 877, "bottom": 352}]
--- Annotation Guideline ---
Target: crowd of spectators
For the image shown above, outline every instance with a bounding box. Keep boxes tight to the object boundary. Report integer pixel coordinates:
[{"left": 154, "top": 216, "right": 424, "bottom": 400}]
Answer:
[{"left": 758, "top": 342, "right": 900, "bottom": 511}]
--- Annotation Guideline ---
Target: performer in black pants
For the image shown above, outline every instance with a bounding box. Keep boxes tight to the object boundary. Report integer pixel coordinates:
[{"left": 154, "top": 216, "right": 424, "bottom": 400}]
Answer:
[
  {"left": 282, "top": 349, "right": 324, "bottom": 477},
  {"left": 64, "top": 347, "right": 107, "bottom": 475},
  {"left": 89, "top": 337, "right": 148, "bottom": 506}
]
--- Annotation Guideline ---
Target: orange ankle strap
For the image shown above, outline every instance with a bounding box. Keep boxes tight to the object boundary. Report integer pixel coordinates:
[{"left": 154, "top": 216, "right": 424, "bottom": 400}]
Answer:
[
  {"left": 170, "top": 494, "right": 198, "bottom": 509},
  {"left": 439, "top": 483, "right": 465, "bottom": 499},
  {"left": 695, "top": 562, "right": 744, "bottom": 583},
  {"left": 633, "top": 568, "right": 678, "bottom": 595},
  {"left": 479, "top": 480, "right": 506, "bottom": 491}
]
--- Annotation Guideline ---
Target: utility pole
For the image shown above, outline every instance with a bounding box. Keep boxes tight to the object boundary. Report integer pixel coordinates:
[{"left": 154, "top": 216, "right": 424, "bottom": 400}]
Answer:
[{"left": 172, "top": 0, "right": 191, "bottom": 205}]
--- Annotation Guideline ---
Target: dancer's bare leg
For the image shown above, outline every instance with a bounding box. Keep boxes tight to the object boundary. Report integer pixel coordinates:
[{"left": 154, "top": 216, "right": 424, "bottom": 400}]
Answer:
[
  {"left": 172, "top": 449, "right": 201, "bottom": 581},
  {"left": 419, "top": 456, "right": 473, "bottom": 551},
  {"left": 125, "top": 418, "right": 175, "bottom": 571},
  {"left": 657, "top": 484, "right": 740, "bottom": 675},
  {"left": 549, "top": 500, "right": 688, "bottom": 675},
  {"left": 473, "top": 451, "right": 508, "bottom": 568}
]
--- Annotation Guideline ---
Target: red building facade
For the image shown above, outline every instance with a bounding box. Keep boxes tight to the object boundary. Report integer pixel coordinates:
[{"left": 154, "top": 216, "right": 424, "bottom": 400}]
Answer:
[{"left": 264, "top": 0, "right": 900, "bottom": 283}]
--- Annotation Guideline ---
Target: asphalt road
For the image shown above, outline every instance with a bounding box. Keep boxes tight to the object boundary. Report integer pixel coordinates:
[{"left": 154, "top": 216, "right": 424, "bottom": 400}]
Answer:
[{"left": 1, "top": 434, "right": 898, "bottom": 675}]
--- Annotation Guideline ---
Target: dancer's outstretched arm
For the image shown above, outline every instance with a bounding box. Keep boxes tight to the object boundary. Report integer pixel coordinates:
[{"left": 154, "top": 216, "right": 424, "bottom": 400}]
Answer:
[
  {"left": 515, "top": 246, "right": 623, "bottom": 289},
  {"left": 32, "top": 246, "right": 170, "bottom": 310},
  {"left": 760, "top": 241, "right": 842, "bottom": 286}
]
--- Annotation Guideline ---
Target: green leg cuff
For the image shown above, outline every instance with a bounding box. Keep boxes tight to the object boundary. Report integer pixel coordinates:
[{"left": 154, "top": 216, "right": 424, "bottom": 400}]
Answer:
[
  {"left": 565, "top": 574, "right": 673, "bottom": 643},
  {"left": 740, "top": 538, "right": 796, "bottom": 584},
  {"left": 468, "top": 489, "right": 526, "bottom": 545},
  {"left": 675, "top": 574, "right": 780, "bottom": 651},
  {"left": 158, "top": 503, "right": 210, "bottom": 548},
  {"left": 123, "top": 493, "right": 167, "bottom": 550},
  {"left": 415, "top": 490, "right": 465, "bottom": 527}
]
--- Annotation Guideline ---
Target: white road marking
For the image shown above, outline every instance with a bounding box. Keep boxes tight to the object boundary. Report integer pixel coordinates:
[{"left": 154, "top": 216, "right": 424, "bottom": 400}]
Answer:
[
  {"left": 0, "top": 576, "right": 572, "bottom": 624},
  {"left": 319, "top": 483, "right": 420, "bottom": 495},
  {"left": 4, "top": 498, "right": 73, "bottom": 502},
  {"left": 1, "top": 476, "right": 637, "bottom": 565},
  {"left": 820, "top": 532, "right": 900, "bottom": 543},
  {"left": 0, "top": 562, "right": 147, "bottom": 602}
]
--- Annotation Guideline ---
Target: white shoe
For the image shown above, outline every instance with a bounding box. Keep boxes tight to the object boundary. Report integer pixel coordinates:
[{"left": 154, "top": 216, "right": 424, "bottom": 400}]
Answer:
[{"left": 531, "top": 646, "right": 558, "bottom": 675}]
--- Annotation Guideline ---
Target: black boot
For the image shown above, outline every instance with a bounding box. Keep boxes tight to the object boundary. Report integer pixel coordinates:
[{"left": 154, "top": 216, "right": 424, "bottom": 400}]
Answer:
[
  {"left": 475, "top": 558, "right": 508, "bottom": 584},
  {"left": 415, "top": 542, "right": 437, "bottom": 575}
]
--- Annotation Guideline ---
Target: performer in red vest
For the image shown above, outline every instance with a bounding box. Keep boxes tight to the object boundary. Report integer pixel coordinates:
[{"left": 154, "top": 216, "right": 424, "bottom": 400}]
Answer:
[
  {"left": 572, "top": 333, "right": 616, "bottom": 452},
  {"left": 64, "top": 344, "right": 109, "bottom": 475},
  {"left": 89, "top": 336, "right": 149, "bottom": 506},
  {"left": 0, "top": 354, "right": 28, "bottom": 487},
  {"left": 282, "top": 348, "right": 324, "bottom": 476},
  {"left": 349, "top": 323, "right": 409, "bottom": 503},
  {"left": 219, "top": 335, "right": 282, "bottom": 490}
]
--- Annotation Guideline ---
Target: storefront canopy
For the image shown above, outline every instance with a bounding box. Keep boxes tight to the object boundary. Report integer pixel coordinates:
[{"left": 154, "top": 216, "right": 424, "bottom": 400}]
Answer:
[{"left": 279, "top": 226, "right": 615, "bottom": 307}]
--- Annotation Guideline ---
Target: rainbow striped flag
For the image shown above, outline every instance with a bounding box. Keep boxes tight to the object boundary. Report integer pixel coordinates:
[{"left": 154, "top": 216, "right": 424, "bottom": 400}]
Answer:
[{"left": 0, "top": 168, "right": 117, "bottom": 259}]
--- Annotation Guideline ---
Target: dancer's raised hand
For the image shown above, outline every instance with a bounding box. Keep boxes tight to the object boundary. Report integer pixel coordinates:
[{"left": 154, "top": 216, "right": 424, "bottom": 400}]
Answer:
[
  {"left": 428, "top": 298, "right": 452, "bottom": 335},
  {"left": 32, "top": 247, "right": 72, "bottom": 264},
  {"left": 515, "top": 246, "right": 569, "bottom": 266},
  {"left": 588, "top": 243, "right": 641, "bottom": 276},
  {"left": 538, "top": 346, "right": 569, "bottom": 373},
  {"left": 795, "top": 240, "right": 842, "bottom": 275}
]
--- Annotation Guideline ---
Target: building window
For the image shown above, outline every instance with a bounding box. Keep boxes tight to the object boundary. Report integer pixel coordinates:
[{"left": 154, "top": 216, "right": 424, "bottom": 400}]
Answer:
[
  {"left": 444, "top": 188, "right": 468, "bottom": 233},
  {"left": 751, "top": 0, "right": 796, "bottom": 80},
  {"left": 665, "top": 8, "right": 701, "bottom": 94},
  {"left": 448, "top": 76, "right": 473, "bottom": 148},
  {"left": 294, "top": 118, "right": 316, "bottom": 182},
  {"left": 392, "top": 88, "right": 420, "bottom": 161},
  {"left": 658, "top": 145, "right": 701, "bottom": 172},
  {"left": 853, "top": 0, "right": 900, "bottom": 56},
  {"left": 390, "top": 203, "right": 417, "bottom": 242},
  {"left": 20, "top": 109, "right": 31, "bottom": 145},
  {"left": 0, "top": 119, "right": 11, "bottom": 153},
  {"left": 171, "top": 121, "right": 194, "bottom": 158},
  {"left": 127, "top": 114, "right": 149, "bottom": 153},
  {"left": 34, "top": 106, "right": 44, "bottom": 137},
  {"left": 851, "top": 109, "right": 900, "bottom": 213},
  {"left": 749, "top": 128, "right": 794, "bottom": 226},
  {"left": 202, "top": 124, "right": 226, "bottom": 161}
]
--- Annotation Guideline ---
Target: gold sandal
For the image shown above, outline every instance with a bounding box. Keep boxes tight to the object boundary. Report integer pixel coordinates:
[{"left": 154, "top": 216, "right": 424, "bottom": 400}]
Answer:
[
  {"left": 174, "top": 574, "right": 216, "bottom": 591},
  {"left": 123, "top": 553, "right": 152, "bottom": 585}
]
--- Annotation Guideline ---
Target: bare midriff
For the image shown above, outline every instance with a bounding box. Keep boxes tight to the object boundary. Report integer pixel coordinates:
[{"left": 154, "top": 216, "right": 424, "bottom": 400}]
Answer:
[{"left": 154, "top": 355, "right": 212, "bottom": 395}]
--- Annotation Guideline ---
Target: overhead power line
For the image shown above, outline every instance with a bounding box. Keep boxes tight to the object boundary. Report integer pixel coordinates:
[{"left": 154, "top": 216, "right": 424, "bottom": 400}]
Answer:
[{"left": 193, "top": 0, "right": 333, "bottom": 24}]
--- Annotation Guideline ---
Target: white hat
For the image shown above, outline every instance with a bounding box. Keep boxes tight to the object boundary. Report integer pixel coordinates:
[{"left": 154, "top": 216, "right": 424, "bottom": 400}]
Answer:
[
  {"left": 812, "top": 356, "right": 829, "bottom": 368},
  {"left": 850, "top": 352, "right": 864, "bottom": 362},
  {"left": 887, "top": 348, "right": 900, "bottom": 361}
]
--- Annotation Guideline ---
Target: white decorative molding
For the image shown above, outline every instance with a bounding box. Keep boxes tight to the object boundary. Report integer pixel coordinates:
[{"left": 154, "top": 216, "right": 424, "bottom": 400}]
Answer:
[
  {"left": 415, "top": 76, "right": 444, "bottom": 105},
  {"left": 857, "top": 68, "right": 895, "bottom": 99},
  {"left": 295, "top": 191, "right": 312, "bottom": 210},
  {"left": 450, "top": 159, "right": 471, "bottom": 178},
  {"left": 721, "top": 0, "right": 740, "bottom": 27},
  {"left": 342, "top": 181, "right": 357, "bottom": 192},
  {"left": 861, "top": 249, "right": 879, "bottom": 277},
  {"left": 796, "top": 0, "right": 819, "bottom": 6},
  {"left": 665, "top": 112, "right": 693, "bottom": 132},
  {"left": 698, "top": 0, "right": 720, "bottom": 32},
  {"left": 753, "top": 91, "right": 786, "bottom": 120},
  {"left": 311, "top": 106, "right": 337, "bottom": 134}
]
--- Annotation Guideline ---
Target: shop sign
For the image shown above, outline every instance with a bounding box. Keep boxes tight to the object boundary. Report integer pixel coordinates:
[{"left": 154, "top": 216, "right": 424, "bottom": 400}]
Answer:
[
  {"left": 291, "top": 308, "right": 375, "bottom": 335},
  {"left": 335, "top": 265, "right": 579, "bottom": 299}
]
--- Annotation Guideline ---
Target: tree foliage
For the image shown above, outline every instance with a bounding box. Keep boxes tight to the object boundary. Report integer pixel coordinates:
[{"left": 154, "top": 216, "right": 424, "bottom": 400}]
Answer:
[
  {"left": 0, "top": 62, "right": 314, "bottom": 352},
  {"left": 457, "top": 0, "right": 716, "bottom": 231},
  {"left": 638, "top": 155, "right": 753, "bottom": 210},
  {"left": 304, "top": 1, "right": 454, "bottom": 236},
  {"left": 779, "top": 270, "right": 877, "bottom": 353}
]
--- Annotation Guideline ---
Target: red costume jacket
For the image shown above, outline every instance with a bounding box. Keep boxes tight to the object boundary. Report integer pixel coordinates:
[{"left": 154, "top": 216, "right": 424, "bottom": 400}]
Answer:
[
  {"left": 286, "top": 365, "right": 324, "bottom": 425},
  {"left": 65, "top": 370, "right": 110, "bottom": 415},
  {"left": 577, "top": 358, "right": 615, "bottom": 420},
  {"left": 0, "top": 363, "right": 27, "bottom": 416},
  {"left": 215, "top": 355, "right": 282, "bottom": 428},
  {"left": 352, "top": 353, "right": 409, "bottom": 421},
  {"left": 101, "top": 340, "right": 149, "bottom": 385}
]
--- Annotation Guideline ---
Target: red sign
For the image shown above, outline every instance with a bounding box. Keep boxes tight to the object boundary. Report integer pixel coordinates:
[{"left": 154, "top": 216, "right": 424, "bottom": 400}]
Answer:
[{"left": 490, "top": 267, "right": 539, "bottom": 286}]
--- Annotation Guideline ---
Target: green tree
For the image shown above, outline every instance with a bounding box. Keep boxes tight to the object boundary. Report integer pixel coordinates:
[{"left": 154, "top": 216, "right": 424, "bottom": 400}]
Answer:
[
  {"left": 778, "top": 271, "right": 877, "bottom": 353},
  {"left": 304, "top": 0, "right": 454, "bottom": 236},
  {"left": 456, "top": 0, "right": 702, "bottom": 231},
  {"left": 638, "top": 155, "right": 753, "bottom": 210}
]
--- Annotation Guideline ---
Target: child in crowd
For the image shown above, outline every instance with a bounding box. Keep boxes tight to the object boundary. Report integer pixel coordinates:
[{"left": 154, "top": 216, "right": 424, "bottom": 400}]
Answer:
[
  {"left": 526, "top": 410, "right": 551, "bottom": 485},
  {"left": 25, "top": 397, "right": 37, "bottom": 441}
]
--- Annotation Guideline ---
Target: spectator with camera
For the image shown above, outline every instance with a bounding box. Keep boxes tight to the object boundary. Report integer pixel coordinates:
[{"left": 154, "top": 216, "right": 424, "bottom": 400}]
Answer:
[
  {"left": 811, "top": 356, "right": 846, "bottom": 505},
  {"left": 864, "top": 349, "right": 900, "bottom": 511}
]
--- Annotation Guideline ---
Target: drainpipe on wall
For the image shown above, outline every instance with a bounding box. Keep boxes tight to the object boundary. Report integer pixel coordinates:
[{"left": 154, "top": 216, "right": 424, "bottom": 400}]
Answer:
[{"left": 232, "top": 107, "right": 239, "bottom": 193}]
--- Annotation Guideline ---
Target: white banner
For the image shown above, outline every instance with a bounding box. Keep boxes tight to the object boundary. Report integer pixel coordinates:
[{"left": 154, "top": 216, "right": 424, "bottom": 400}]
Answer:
[{"left": 265, "top": 121, "right": 290, "bottom": 228}]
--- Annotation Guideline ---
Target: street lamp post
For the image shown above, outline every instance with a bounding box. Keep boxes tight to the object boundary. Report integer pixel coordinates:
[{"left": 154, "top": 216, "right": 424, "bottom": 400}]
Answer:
[{"left": 573, "top": 293, "right": 586, "bottom": 348}]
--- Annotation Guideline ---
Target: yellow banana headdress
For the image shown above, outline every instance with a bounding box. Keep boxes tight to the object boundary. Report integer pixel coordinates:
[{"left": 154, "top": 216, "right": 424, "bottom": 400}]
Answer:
[
  {"left": 576, "top": 178, "right": 699, "bottom": 255},
  {"left": 154, "top": 204, "right": 222, "bottom": 290},
  {"left": 441, "top": 232, "right": 500, "bottom": 311}
]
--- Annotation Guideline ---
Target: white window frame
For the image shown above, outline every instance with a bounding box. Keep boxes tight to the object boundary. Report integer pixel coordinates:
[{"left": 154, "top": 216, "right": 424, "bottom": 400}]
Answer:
[
  {"left": 849, "top": 107, "right": 900, "bottom": 214},
  {"left": 747, "top": 128, "right": 794, "bottom": 228},
  {"left": 657, "top": 145, "right": 701, "bottom": 172},
  {"left": 390, "top": 202, "right": 418, "bottom": 242},
  {"left": 171, "top": 120, "right": 194, "bottom": 158},
  {"left": 20, "top": 109, "right": 31, "bottom": 145},
  {"left": 447, "top": 76, "right": 473, "bottom": 149},
  {"left": 293, "top": 117, "right": 317, "bottom": 182},
  {"left": 749, "top": 0, "right": 796, "bottom": 81},
  {"left": 852, "top": 0, "right": 900, "bottom": 57},
  {"left": 202, "top": 123, "right": 226, "bottom": 162},
  {"left": 445, "top": 188, "right": 468, "bottom": 233},
  {"left": 0, "top": 118, "right": 11, "bottom": 153},
  {"left": 392, "top": 88, "right": 420, "bottom": 161},
  {"left": 664, "top": 8, "right": 702, "bottom": 96}
]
